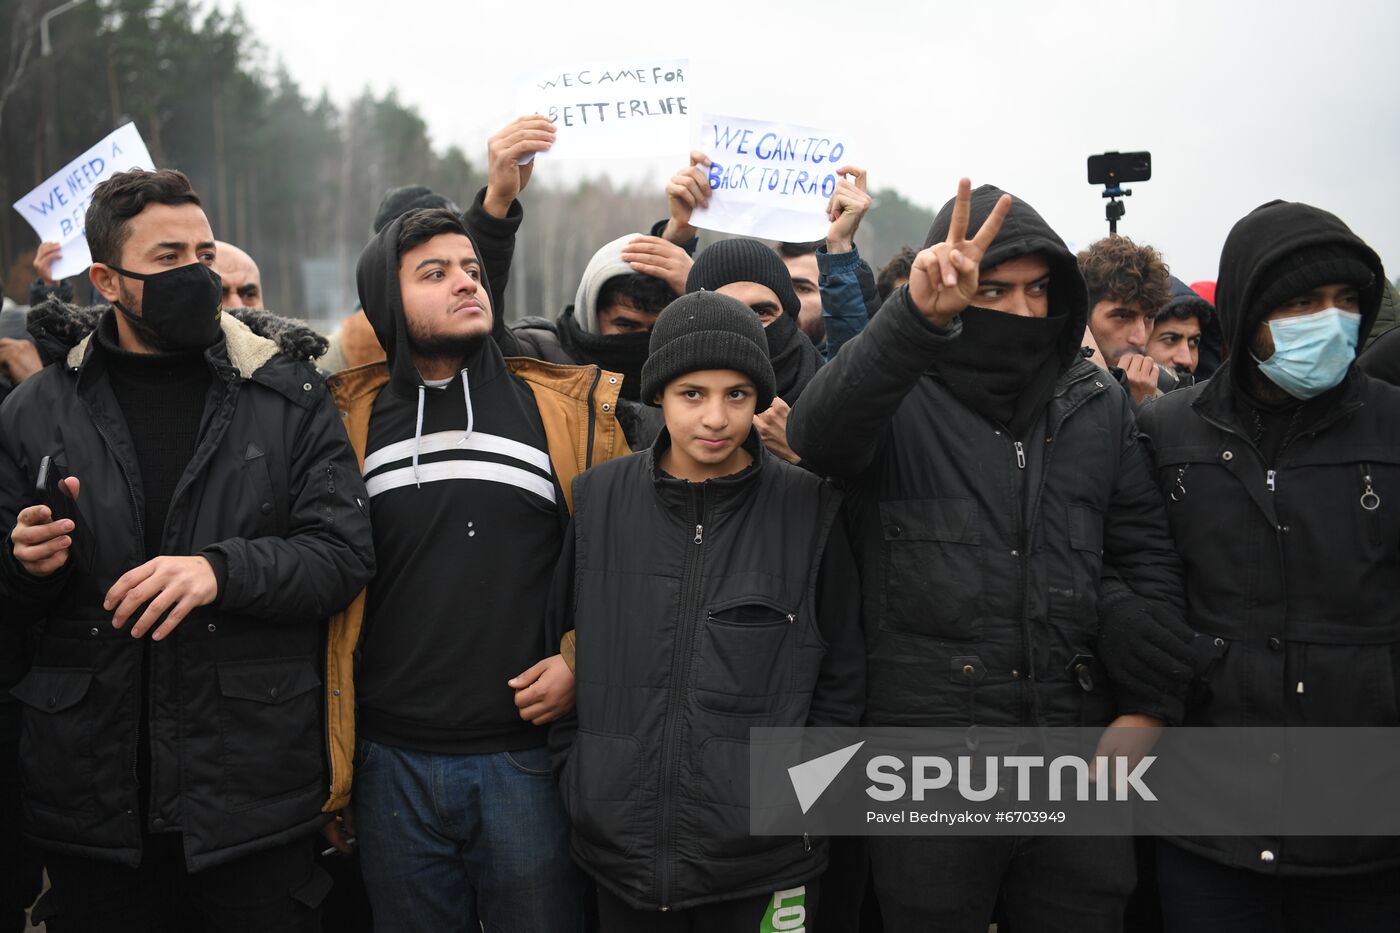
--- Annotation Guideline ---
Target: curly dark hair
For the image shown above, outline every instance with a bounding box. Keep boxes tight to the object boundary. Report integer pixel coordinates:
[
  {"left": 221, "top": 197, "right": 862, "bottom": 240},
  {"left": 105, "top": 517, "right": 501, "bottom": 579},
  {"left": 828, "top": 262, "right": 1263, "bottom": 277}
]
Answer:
[
  {"left": 85, "top": 169, "right": 202, "bottom": 267},
  {"left": 877, "top": 246, "right": 918, "bottom": 303},
  {"left": 1076, "top": 236, "right": 1171, "bottom": 313}
]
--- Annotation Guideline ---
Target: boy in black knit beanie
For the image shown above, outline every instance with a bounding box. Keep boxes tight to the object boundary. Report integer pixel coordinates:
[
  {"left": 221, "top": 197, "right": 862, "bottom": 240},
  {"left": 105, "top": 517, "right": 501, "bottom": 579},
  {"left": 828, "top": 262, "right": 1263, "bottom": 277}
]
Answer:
[{"left": 546, "top": 291, "right": 864, "bottom": 929}]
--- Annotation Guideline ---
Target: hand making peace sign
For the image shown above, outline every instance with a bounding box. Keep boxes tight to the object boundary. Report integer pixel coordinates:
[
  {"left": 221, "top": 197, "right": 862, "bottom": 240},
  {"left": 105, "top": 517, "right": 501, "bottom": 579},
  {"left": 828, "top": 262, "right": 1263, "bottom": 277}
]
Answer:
[{"left": 908, "top": 178, "right": 1013, "bottom": 327}]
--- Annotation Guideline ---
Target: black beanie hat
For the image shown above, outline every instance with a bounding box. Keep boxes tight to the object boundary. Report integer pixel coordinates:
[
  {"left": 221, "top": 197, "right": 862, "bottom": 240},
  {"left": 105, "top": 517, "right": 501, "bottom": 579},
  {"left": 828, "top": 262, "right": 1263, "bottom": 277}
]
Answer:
[
  {"left": 640, "top": 292, "right": 776, "bottom": 410},
  {"left": 372, "top": 185, "right": 461, "bottom": 234},
  {"left": 685, "top": 238, "right": 801, "bottom": 318},
  {"left": 1249, "top": 242, "right": 1377, "bottom": 325}
]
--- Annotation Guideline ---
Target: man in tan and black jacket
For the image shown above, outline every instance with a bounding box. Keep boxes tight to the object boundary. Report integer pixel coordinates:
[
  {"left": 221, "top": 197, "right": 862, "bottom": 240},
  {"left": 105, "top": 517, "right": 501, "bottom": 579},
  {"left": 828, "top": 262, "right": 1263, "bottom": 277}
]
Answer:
[{"left": 320, "top": 171, "right": 625, "bottom": 929}]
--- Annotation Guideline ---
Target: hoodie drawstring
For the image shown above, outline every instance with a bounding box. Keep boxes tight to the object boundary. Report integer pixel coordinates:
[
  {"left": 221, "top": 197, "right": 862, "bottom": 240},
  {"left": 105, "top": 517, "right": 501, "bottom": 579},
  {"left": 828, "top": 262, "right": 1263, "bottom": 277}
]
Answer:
[
  {"left": 412, "top": 369, "right": 475, "bottom": 489},
  {"left": 413, "top": 385, "right": 426, "bottom": 488},
  {"left": 461, "top": 369, "right": 474, "bottom": 441}
]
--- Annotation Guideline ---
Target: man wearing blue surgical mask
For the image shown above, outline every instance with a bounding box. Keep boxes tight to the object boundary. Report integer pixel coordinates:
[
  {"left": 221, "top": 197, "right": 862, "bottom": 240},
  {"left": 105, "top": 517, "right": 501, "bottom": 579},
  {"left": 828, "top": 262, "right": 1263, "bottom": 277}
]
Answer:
[{"left": 1136, "top": 201, "right": 1400, "bottom": 933}]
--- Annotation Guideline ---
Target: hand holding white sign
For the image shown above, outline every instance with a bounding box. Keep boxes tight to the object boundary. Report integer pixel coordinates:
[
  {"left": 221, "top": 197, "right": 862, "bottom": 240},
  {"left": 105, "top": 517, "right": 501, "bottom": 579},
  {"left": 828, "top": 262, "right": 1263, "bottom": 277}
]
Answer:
[
  {"left": 484, "top": 116, "right": 557, "bottom": 219},
  {"left": 825, "top": 165, "right": 870, "bottom": 254},
  {"left": 661, "top": 150, "right": 712, "bottom": 245}
]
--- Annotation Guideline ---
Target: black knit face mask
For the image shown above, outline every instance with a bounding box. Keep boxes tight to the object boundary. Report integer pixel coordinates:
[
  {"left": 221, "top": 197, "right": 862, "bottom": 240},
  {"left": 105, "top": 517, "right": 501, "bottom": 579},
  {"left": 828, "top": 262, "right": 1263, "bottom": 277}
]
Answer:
[{"left": 108, "top": 262, "right": 224, "bottom": 352}]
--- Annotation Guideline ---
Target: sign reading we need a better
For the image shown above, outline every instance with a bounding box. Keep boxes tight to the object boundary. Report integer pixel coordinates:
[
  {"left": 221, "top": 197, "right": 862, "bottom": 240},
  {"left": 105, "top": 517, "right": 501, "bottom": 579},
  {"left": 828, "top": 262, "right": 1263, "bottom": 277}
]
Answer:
[
  {"left": 691, "top": 114, "right": 854, "bottom": 242},
  {"left": 13, "top": 122, "right": 156, "bottom": 280}
]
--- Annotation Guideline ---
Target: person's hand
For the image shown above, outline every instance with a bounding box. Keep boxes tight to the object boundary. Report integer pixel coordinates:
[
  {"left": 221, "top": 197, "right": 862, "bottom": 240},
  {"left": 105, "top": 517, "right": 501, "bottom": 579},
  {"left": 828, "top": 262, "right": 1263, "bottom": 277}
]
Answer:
[
  {"left": 754, "top": 397, "right": 800, "bottom": 464},
  {"left": 826, "top": 166, "right": 871, "bottom": 254},
  {"left": 106, "top": 555, "right": 219, "bottom": 641},
  {"left": 33, "top": 241, "right": 62, "bottom": 285},
  {"left": 907, "top": 178, "right": 1012, "bottom": 327},
  {"left": 662, "top": 150, "right": 712, "bottom": 244},
  {"left": 0, "top": 339, "right": 42, "bottom": 385},
  {"left": 320, "top": 808, "right": 356, "bottom": 856},
  {"left": 1090, "top": 713, "right": 1164, "bottom": 796},
  {"left": 620, "top": 236, "right": 692, "bottom": 297},
  {"left": 1119, "top": 352, "right": 1160, "bottom": 406},
  {"left": 483, "top": 116, "right": 557, "bottom": 219},
  {"left": 10, "top": 476, "right": 79, "bottom": 576},
  {"left": 508, "top": 654, "right": 576, "bottom": 725}
]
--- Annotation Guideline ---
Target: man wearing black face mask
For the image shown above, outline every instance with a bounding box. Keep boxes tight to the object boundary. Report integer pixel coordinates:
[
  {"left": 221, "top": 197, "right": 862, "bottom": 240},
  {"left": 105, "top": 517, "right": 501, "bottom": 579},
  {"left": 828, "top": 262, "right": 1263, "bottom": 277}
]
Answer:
[
  {"left": 0, "top": 168, "right": 375, "bottom": 931},
  {"left": 789, "top": 179, "right": 1193, "bottom": 932},
  {"left": 683, "top": 237, "right": 825, "bottom": 464}
]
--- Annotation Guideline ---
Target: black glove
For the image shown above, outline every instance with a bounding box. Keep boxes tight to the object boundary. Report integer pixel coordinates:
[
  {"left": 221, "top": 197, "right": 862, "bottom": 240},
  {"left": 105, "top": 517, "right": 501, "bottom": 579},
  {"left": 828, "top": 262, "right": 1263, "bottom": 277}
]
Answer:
[{"left": 1097, "top": 589, "right": 1195, "bottom": 700}]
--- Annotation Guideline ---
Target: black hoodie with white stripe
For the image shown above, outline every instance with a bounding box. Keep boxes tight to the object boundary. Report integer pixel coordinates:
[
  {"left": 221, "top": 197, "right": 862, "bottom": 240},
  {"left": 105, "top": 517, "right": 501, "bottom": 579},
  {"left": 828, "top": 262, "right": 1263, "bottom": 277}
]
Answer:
[{"left": 354, "top": 213, "right": 565, "bottom": 755}]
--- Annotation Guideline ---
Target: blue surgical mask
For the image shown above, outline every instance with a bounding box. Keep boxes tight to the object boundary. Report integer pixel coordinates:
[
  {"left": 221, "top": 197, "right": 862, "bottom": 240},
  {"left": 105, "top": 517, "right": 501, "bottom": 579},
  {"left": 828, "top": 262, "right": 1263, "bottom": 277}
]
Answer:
[{"left": 1253, "top": 307, "right": 1361, "bottom": 399}]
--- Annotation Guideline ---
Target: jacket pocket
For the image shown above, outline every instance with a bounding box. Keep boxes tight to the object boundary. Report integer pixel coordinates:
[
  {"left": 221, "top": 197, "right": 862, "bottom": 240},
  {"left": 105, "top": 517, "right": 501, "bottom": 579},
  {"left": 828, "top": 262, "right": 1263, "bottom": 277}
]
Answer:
[
  {"left": 216, "top": 658, "right": 323, "bottom": 810},
  {"left": 692, "top": 597, "right": 797, "bottom": 717},
  {"left": 242, "top": 444, "right": 278, "bottom": 536},
  {"left": 879, "top": 498, "right": 983, "bottom": 641},
  {"left": 563, "top": 729, "right": 645, "bottom": 858},
  {"left": 11, "top": 668, "right": 95, "bottom": 813},
  {"left": 1051, "top": 504, "right": 1105, "bottom": 621},
  {"left": 692, "top": 735, "right": 789, "bottom": 860}
]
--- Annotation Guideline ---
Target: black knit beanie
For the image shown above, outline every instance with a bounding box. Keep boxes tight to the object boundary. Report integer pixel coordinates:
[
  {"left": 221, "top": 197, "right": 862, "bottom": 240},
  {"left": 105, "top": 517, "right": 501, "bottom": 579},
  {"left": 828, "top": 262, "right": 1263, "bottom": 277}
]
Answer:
[
  {"left": 1249, "top": 242, "right": 1377, "bottom": 325},
  {"left": 372, "top": 185, "right": 461, "bottom": 234},
  {"left": 640, "top": 292, "right": 776, "bottom": 410},
  {"left": 685, "top": 238, "right": 800, "bottom": 318}
]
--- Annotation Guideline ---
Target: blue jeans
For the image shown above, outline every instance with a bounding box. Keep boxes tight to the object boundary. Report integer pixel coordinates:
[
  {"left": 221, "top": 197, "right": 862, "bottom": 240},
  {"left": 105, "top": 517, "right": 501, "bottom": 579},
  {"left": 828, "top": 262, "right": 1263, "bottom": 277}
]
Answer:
[{"left": 353, "top": 740, "right": 584, "bottom": 933}]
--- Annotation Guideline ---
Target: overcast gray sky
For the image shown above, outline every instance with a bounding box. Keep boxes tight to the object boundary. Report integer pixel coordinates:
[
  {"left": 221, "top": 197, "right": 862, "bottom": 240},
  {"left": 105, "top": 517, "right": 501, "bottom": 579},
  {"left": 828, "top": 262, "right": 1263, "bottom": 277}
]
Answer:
[{"left": 217, "top": 0, "right": 1400, "bottom": 281}]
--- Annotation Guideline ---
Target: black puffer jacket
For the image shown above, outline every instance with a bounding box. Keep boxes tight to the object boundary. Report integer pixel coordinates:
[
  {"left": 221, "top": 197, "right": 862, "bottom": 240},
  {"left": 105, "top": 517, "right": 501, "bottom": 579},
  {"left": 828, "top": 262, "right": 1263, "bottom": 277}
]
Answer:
[
  {"left": 0, "top": 303, "right": 374, "bottom": 870},
  {"left": 549, "top": 431, "right": 862, "bottom": 912},
  {"left": 1137, "top": 200, "right": 1400, "bottom": 876},
  {"left": 790, "top": 185, "right": 1185, "bottom": 729}
]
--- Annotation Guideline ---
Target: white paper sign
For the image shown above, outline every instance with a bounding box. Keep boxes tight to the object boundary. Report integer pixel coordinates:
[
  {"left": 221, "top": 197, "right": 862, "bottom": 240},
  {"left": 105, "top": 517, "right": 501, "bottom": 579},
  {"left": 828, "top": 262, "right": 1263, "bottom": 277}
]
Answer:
[
  {"left": 691, "top": 113, "right": 854, "bottom": 242},
  {"left": 516, "top": 58, "right": 690, "bottom": 160},
  {"left": 12, "top": 122, "right": 156, "bottom": 279}
]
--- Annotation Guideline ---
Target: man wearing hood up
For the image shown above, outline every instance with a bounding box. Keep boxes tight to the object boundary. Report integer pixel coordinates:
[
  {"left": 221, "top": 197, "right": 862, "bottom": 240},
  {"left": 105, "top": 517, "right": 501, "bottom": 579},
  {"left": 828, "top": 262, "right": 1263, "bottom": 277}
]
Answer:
[
  {"left": 1145, "top": 276, "right": 1225, "bottom": 382},
  {"left": 325, "top": 203, "right": 626, "bottom": 931},
  {"left": 1136, "top": 201, "right": 1400, "bottom": 932},
  {"left": 789, "top": 179, "right": 1193, "bottom": 932},
  {"left": 511, "top": 231, "right": 691, "bottom": 448}
]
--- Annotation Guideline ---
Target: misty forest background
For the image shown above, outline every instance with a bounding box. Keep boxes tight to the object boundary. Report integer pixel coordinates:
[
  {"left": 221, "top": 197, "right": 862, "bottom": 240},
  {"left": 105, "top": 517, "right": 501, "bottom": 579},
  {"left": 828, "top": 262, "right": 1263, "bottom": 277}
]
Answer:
[{"left": 0, "top": 0, "right": 936, "bottom": 335}]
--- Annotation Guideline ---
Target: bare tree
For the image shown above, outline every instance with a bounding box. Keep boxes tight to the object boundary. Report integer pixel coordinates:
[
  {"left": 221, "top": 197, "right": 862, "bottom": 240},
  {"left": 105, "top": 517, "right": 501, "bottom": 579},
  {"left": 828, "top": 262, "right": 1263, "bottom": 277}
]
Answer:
[{"left": 0, "top": 1, "right": 38, "bottom": 139}]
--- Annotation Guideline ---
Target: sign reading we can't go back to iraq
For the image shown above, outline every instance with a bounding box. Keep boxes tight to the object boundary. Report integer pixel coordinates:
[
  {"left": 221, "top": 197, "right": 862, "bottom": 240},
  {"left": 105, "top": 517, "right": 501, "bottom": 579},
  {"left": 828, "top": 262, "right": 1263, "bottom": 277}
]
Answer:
[
  {"left": 691, "top": 113, "right": 854, "bottom": 243},
  {"left": 517, "top": 58, "right": 690, "bottom": 160}
]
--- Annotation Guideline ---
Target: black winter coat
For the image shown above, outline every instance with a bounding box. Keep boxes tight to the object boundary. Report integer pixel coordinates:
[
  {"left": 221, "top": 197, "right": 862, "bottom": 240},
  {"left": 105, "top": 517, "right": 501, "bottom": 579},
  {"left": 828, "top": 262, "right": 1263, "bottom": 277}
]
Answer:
[
  {"left": 549, "top": 432, "right": 863, "bottom": 912},
  {"left": 789, "top": 186, "right": 1184, "bottom": 730},
  {"left": 0, "top": 304, "right": 374, "bottom": 870},
  {"left": 1136, "top": 198, "right": 1400, "bottom": 876}
]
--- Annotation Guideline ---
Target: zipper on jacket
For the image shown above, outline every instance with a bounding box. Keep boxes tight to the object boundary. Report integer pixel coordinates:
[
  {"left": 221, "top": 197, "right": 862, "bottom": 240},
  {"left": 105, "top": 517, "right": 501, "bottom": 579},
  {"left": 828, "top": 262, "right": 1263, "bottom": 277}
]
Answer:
[
  {"left": 583, "top": 368, "right": 602, "bottom": 469},
  {"left": 657, "top": 481, "right": 708, "bottom": 909},
  {"left": 1014, "top": 441, "right": 1026, "bottom": 470},
  {"left": 91, "top": 416, "right": 148, "bottom": 824},
  {"left": 1266, "top": 469, "right": 1276, "bottom": 493},
  {"left": 1171, "top": 465, "right": 1189, "bottom": 502}
]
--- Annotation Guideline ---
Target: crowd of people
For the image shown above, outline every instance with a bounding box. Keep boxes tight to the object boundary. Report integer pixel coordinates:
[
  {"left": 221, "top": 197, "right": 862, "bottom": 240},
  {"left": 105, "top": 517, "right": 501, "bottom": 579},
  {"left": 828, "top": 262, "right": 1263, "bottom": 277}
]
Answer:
[{"left": 1, "top": 113, "right": 1398, "bottom": 933}]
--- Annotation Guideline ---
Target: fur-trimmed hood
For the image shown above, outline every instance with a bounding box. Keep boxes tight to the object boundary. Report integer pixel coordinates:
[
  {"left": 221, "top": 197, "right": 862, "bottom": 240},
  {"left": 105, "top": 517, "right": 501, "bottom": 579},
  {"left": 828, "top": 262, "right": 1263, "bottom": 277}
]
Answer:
[{"left": 26, "top": 300, "right": 328, "bottom": 378}]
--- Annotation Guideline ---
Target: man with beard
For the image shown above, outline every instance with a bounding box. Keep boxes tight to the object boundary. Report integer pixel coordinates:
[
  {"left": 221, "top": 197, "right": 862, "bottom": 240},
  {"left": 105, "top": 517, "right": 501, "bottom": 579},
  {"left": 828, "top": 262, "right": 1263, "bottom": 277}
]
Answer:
[
  {"left": 1144, "top": 276, "right": 1223, "bottom": 382},
  {"left": 1137, "top": 201, "right": 1400, "bottom": 932},
  {"left": 684, "top": 237, "right": 825, "bottom": 463},
  {"left": 789, "top": 179, "right": 1192, "bottom": 932},
  {"left": 0, "top": 168, "right": 375, "bottom": 930},
  {"left": 511, "top": 232, "right": 692, "bottom": 448},
  {"left": 328, "top": 204, "right": 626, "bottom": 931},
  {"left": 1077, "top": 236, "right": 1173, "bottom": 406}
]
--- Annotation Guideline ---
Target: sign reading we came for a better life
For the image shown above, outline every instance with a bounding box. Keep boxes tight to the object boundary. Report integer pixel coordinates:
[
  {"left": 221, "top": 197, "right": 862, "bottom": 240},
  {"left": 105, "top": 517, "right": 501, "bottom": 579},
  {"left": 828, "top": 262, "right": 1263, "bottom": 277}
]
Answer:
[
  {"left": 690, "top": 114, "right": 855, "bottom": 243},
  {"left": 12, "top": 122, "right": 156, "bottom": 280},
  {"left": 517, "top": 58, "right": 690, "bottom": 159}
]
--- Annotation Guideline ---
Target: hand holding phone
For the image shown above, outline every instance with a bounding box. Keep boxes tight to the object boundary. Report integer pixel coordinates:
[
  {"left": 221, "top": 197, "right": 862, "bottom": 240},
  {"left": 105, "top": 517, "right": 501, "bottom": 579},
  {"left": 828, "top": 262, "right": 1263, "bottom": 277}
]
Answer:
[{"left": 12, "top": 457, "right": 84, "bottom": 576}]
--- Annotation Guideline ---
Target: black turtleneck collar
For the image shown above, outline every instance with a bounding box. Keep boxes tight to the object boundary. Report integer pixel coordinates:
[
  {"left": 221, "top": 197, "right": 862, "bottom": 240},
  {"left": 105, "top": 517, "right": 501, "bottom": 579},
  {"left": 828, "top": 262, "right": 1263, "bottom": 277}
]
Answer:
[
  {"left": 649, "top": 426, "right": 765, "bottom": 523},
  {"left": 94, "top": 310, "right": 211, "bottom": 381}
]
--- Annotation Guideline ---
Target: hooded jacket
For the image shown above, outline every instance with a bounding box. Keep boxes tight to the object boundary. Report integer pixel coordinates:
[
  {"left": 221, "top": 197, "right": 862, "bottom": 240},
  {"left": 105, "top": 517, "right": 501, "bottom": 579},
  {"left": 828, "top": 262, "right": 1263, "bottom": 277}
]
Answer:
[
  {"left": 321, "top": 214, "right": 627, "bottom": 808},
  {"left": 790, "top": 184, "right": 1185, "bottom": 730},
  {"left": 1160, "top": 275, "right": 1225, "bottom": 381},
  {"left": 1360, "top": 279, "right": 1400, "bottom": 386},
  {"left": 0, "top": 302, "right": 374, "bottom": 870},
  {"left": 1137, "top": 200, "right": 1400, "bottom": 876},
  {"left": 510, "top": 233, "right": 665, "bottom": 448}
]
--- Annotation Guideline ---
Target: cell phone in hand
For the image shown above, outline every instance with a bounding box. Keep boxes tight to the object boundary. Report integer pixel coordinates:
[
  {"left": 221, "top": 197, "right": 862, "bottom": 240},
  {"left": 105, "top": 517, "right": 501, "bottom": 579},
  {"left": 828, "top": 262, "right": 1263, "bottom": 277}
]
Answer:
[{"left": 35, "top": 455, "right": 90, "bottom": 568}]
